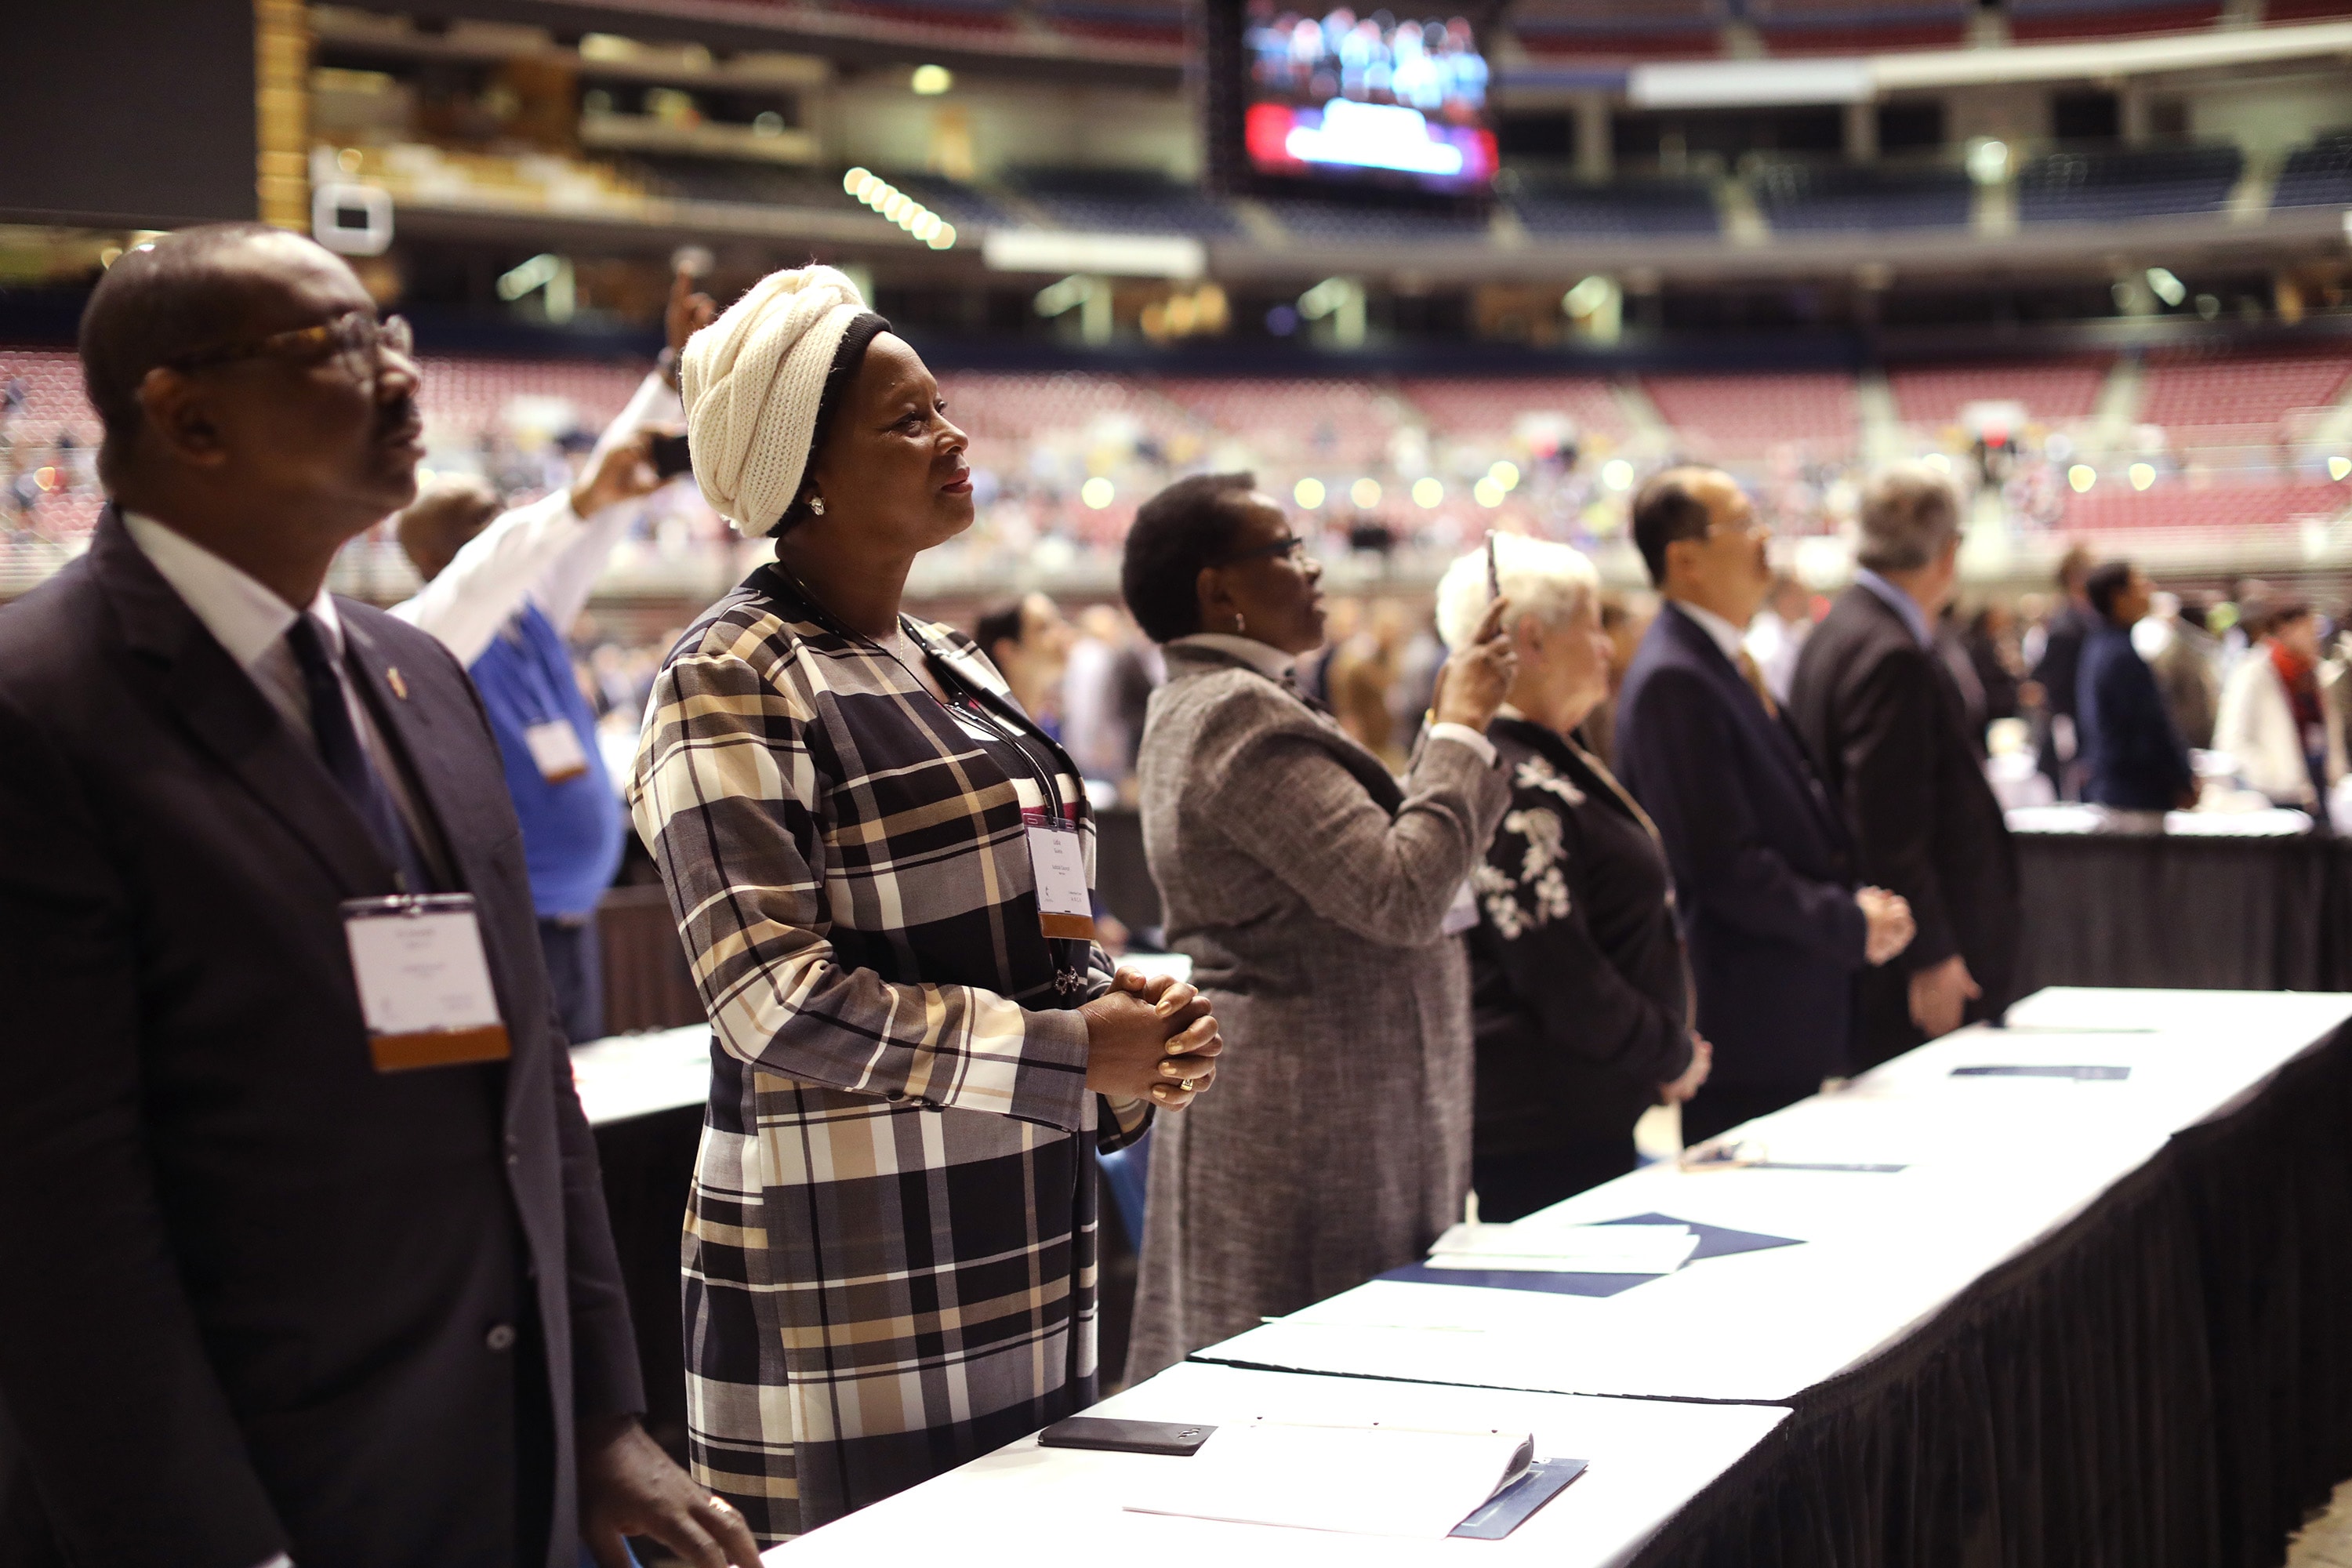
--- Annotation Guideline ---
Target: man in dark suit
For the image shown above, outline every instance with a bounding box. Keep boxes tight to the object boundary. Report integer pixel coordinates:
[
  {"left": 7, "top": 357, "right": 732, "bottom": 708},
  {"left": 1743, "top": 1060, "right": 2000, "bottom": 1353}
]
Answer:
[
  {"left": 0, "top": 226, "right": 757, "bottom": 1568},
  {"left": 2031, "top": 544, "right": 2096, "bottom": 800},
  {"left": 2079, "top": 558, "right": 2196, "bottom": 820},
  {"left": 1613, "top": 467, "right": 1915, "bottom": 1145},
  {"left": 1788, "top": 466, "right": 2020, "bottom": 1070}
]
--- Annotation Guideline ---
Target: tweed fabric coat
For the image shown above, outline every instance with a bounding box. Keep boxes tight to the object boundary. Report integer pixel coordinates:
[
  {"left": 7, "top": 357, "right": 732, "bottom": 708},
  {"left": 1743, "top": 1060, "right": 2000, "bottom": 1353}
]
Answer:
[
  {"left": 629, "top": 563, "right": 1144, "bottom": 1543},
  {"left": 1125, "top": 643, "right": 1512, "bottom": 1380}
]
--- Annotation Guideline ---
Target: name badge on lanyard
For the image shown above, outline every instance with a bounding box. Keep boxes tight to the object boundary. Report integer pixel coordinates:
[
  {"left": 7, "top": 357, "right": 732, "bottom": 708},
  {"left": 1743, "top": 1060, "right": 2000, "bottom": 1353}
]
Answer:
[
  {"left": 341, "top": 894, "right": 514, "bottom": 1072},
  {"left": 522, "top": 717, "right": 590, "bottom": 783},
  {"left": 1025, "top": 812, "right": 1096, "bottom": 942}
]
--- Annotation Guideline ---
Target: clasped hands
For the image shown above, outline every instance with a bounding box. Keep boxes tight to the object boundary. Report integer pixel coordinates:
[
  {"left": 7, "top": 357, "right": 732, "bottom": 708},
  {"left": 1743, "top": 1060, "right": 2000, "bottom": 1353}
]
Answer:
[{"left": 1083, "top": 969, "right": 1223, "bottom": 1109}]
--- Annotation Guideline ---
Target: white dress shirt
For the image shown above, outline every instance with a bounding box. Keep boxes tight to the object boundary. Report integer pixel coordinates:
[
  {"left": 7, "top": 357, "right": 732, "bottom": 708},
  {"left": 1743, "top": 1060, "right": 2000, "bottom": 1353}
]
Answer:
[
  {"left": 1669, "top": 597, "right": 1751, "bottom": 664},
  {"left": 122, "top": 510, "right": 444, "bottom": 879},
  {"left": 393, "top": 370, "right": 679, "bottom": 668},
  {"left": 1170, "top": 632, "right": 1496, "bottom": 765}
]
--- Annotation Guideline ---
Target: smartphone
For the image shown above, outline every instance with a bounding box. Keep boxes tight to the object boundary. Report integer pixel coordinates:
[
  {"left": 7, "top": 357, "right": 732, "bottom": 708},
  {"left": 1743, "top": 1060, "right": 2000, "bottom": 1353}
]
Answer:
[
  {"left": 1037, "top": 1417, "right": 1216, "bottom": 1456},
  {"left": 1484, "top": 530, "right": 1501, "bottom": 601},
  {"left": 648, "top": 431, "right": 693, "bottom": 480}
]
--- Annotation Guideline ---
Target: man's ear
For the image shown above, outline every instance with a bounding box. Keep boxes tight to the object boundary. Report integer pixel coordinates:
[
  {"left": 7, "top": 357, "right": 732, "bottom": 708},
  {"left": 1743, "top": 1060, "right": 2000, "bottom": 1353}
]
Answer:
[{"left": 136, "top": 368, "right": 231, "bottom": 470}]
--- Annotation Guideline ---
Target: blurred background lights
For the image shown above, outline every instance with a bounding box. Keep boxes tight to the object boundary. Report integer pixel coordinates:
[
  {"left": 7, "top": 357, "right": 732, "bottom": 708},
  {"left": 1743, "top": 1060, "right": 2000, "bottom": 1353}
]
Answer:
[
  {"left": 1294, "top": 477, "right": 1326, "bottom": 509},
  {"left": 1472, "top": 476, "right": 1504, "bottom": 507},
  {"left": 2069, "top": 464, "right": 2097, "bottom": 493},
  {"left": 911, "top": 64, "right": 953, "bottom": 95},
  {"left": 840, "top": 168, "right": 956, "bottom": 249},
  {"left": 1349, "top": 477, "right": 1381, "bottom": 508},
  {"left": 1080, "top": 477, "right": 1114, "bottom": 510},
  {"left": 2145, "top": 267, "right": 2187, "bottom": 308},
  {"left": 1487, "top": 460, "right": 1519, "bottom": 492},
  {"left": 2329, "top": 456, "right": 2352, "bottom": 481},
  {"left": 2129, "top": 463, "right": 2156, "bottom": 491},
  {"left": 1411, "top": 477, "right": 1443, "bottom": 507},
  {"left": 1601, "top": 459, "right": 1635, "bottom": 491}
]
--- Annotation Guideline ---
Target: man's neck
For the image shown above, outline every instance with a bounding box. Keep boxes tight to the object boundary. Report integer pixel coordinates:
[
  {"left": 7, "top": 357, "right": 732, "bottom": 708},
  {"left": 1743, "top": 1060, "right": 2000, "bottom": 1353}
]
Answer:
[
  {"left": 118, "top": 492, "right": 341, "bottom": 610},
  {"left": 1866, "top": 565, "right": 1944, "bottom": 620},
  {"left": 1666, "top": 586, "right": 1756, "bottom": 631}
]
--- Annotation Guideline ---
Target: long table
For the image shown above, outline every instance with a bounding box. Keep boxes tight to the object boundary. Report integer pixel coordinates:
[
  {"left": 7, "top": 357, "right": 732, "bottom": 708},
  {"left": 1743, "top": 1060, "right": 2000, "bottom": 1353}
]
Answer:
[{"left": 755, "top": 988, "right": 2352, "bottom": 1566}]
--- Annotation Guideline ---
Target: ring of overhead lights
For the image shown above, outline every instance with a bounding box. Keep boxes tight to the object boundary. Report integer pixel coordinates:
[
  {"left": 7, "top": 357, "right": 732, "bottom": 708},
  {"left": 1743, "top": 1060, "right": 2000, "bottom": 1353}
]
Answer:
[{"left": 842, "top": 168, "right": 956, "bottom": 250}]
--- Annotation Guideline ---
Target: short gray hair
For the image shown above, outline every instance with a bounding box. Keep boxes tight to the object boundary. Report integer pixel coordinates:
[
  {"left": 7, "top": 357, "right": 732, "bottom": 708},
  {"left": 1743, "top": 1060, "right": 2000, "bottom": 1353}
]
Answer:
[
  {"left": 1858, "top": 464, "right": 1961, "bottom": 572},
  {"left": 1435, "top": 534, "right": 1600, "bottom": 650}
]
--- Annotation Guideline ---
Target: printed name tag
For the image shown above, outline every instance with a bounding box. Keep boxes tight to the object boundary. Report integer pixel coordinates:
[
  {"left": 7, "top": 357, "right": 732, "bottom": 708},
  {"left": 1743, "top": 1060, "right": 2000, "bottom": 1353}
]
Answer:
[
  {"left": 1025, "top": 820, "right": 1097, "bottom": 942},
  {"left": 342, "top": 895, "right": 513, "bottom": 1072},
  {"left": 523, "top": 718, "right": 591, "bottom": 783}
]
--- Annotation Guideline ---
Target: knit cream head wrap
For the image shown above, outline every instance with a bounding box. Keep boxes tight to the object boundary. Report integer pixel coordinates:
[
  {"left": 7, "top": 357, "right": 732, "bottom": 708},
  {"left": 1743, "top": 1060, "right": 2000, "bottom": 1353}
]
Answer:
[{"left": 678, "top": 263, "right": 870, "bottom": 535}]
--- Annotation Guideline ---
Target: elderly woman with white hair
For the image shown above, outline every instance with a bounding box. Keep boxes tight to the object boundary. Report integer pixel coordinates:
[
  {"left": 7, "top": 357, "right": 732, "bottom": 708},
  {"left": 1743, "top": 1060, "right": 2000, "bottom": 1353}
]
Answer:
[
  {"left": 627, "top": 267, "right": 1224, "bottom": 1541},
  {"left": 1436, "top": 535, "right": 1711, "bottom": 1220}
]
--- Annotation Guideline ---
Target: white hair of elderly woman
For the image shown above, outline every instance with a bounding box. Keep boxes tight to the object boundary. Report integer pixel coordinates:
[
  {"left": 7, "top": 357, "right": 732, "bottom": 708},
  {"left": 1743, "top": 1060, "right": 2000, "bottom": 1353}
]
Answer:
[{"left": 1434, "top": 532, "right": 1601, "bottom": 651}]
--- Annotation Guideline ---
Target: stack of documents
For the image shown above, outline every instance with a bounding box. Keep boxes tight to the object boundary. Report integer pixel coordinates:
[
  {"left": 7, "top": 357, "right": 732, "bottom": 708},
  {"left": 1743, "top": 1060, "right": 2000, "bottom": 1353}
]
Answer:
[
  {"left": 1425, "top": 1221, "right": 1701, "bottom": 1275},
  {"left": 1124, "top": 1421, "right": 1537, "bottom": 1538}
]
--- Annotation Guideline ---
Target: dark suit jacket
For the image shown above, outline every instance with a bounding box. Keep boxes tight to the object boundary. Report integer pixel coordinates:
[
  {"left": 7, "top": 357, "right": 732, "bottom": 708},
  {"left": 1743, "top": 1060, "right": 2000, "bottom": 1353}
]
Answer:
[
  {"left": 2080, "top": 619, "right": 2194, "bottom": 810},
  {"left": 1789, "top": 585, "right": 2021, "bottom": 1069},
  {"left": 1614, "top": 604, "right": 1867, "bottom": 1090},
  {"left": 0, "top": 510, "right": 642, "bottom": 1568},
  {"left": 2032, "top": 599, "right": 2095, "bottom": 785}
]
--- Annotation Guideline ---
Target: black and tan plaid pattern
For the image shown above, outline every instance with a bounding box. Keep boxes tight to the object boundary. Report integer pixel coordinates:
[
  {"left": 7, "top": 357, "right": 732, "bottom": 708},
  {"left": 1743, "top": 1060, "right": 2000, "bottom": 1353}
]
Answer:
[{"left": 629, "top": 563, "right": 1145, "bottom": 1542}]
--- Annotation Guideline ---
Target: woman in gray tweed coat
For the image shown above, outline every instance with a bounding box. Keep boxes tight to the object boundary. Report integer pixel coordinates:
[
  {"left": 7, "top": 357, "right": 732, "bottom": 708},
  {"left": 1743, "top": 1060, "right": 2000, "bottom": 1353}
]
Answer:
[{"left": 1121, "top": 474, "right": 1518, "bottom": 1380}]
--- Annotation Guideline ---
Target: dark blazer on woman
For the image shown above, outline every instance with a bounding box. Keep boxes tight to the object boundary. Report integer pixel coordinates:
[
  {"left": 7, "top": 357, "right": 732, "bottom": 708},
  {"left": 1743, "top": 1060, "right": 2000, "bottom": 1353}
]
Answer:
[
  {"left": 0, "top": 510, "right": 640, "bottom": 1568},
  {"left": 1789, "top": 584, "right": 2020, "bottom": 1069},
  {"left": 1467, "top": 718, "right": 1691, "bottom": 1207},
  {"left": 1614, "top": 604, "right": 1866, "bottom": 1094}
]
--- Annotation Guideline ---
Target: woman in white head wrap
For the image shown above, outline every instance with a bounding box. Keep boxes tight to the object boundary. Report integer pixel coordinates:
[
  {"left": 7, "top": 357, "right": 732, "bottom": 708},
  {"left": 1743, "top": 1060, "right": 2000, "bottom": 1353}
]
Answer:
[{"left": 628, "top": 266, "right": 1223, "bottom": 1542}]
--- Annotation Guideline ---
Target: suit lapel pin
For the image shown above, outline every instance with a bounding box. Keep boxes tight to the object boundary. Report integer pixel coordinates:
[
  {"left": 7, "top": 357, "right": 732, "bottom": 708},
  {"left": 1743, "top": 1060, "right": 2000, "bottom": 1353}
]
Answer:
[{"left": 387, "top": 666, "right": 408, "bottom": 700}]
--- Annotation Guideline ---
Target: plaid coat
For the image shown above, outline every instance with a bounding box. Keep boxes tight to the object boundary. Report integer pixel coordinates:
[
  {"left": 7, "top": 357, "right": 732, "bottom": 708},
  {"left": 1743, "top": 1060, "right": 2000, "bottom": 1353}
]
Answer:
[{"left": 629, "top": 562, "right": 1142, "bottom": 1543}]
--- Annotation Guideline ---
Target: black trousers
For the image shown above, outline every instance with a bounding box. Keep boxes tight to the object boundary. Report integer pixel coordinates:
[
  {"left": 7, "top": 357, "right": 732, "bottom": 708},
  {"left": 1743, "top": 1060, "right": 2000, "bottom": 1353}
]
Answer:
[
  {"left": 1473, "top": 1138, "right": 1640, "bottom": 1223},
  {"left": 537, "top": 913, "right": 604, "bottom": 1047},
  {"left": 1679, "top": 1080, "right": 1818, "bottom": 1147}
]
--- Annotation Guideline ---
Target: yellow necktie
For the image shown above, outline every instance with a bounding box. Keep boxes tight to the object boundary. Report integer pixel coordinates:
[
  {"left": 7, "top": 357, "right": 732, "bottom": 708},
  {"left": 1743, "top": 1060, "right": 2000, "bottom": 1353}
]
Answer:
[{"left": 1735, "top": 647, "right": 1779, "bottom": 720}]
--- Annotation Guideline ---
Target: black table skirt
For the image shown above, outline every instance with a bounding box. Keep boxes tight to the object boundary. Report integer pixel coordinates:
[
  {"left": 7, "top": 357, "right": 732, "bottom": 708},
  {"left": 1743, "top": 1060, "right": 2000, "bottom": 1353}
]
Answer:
[
  {"left": 1631, "top": 1023, "right": 2352, "bottom": 1568},
  {"left": 2012, "top": 832, "right": 2352, "bottom": 994}
]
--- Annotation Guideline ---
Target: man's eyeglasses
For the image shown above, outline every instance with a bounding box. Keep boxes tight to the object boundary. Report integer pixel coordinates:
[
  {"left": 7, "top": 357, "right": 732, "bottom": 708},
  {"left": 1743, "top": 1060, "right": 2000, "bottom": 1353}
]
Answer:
[
  {"left": 1213, "top": 534, "right": 1308, "bottom": 567},
  {"left": 166, "top": 310, "right": 413, "bottom": 389}
]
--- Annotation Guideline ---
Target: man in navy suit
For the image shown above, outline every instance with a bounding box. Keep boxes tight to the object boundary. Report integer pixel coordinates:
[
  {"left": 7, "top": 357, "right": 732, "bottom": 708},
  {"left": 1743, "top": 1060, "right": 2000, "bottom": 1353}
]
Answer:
[
  {"left": 0, "top": 226, "right": 757, "bottom": 1567},
  {"left": 2079, "top": 558, "right": 2195, "bottom": 822},
  {"left": 1613, "top": 467, "right": 1915, "bottom": 1145}
]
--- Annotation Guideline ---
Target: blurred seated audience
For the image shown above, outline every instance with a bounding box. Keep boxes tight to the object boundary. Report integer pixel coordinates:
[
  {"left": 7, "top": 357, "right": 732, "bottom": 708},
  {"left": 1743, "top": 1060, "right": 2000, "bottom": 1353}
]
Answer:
[
  {"left": 973, "top": 590, "right": 1077, "bottom": 739},
  {"left": 2151, "top": 593, "right": 2223, "bottom": 753},
  {"left": 1436, "top": 535, "right": 1709, "bottom": 1220},
  {"left": 2079, "top": 559, "right": 2196, "bottom": 821}
]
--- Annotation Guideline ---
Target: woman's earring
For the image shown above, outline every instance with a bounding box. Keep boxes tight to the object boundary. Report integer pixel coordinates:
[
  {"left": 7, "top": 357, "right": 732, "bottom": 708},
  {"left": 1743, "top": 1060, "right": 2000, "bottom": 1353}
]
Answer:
[
  {"left": 809, "top": 495, "right": 826, "bottom": 516},
  {"left": 1234, "top": 611, "right": 1247, "bottom": 634}
]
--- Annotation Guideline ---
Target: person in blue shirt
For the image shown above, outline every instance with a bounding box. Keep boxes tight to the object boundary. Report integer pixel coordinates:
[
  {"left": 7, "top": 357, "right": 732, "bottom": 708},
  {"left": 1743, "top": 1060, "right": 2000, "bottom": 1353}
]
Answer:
[
  {"left": 2078, "top": 558, "right": 2197, "bottom": 818},
  {"left": 390, "top": 269, "right": 713, "bottom": 1044}
]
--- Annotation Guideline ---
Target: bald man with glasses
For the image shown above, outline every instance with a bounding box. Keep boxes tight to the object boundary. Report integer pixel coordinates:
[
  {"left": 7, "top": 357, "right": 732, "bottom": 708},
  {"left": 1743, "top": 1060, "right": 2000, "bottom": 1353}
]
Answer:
[{"left": 0, "top": 226, "right": 756, "bottom": 1568}]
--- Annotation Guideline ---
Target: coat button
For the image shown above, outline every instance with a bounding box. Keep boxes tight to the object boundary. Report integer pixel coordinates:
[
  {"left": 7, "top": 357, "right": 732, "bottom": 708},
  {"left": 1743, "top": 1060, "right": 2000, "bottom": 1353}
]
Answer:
[
  {"left": 485, "top": 1323, "right": 517, "bottom": 1352},
  {"left": 505, "top": 1134, "right": 521, "bottom": 1168}
]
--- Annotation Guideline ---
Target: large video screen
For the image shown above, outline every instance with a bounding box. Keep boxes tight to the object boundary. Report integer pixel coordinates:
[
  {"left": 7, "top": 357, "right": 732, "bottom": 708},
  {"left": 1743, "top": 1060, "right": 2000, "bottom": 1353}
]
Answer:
[{"left": 1241, "top": 4, "right": 1496, "bottom": 194}]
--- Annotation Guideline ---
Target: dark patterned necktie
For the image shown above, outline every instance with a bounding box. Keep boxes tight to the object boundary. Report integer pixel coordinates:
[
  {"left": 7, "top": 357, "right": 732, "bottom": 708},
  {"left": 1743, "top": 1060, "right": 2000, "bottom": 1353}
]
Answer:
[{"left": 285, "top": 614, "right": 433, "bottom": 893}]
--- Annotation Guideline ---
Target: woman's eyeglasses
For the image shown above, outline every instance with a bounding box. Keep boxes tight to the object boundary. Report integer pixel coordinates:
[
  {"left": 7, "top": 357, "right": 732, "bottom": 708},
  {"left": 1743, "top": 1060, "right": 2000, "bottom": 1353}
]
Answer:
[
  {"left": 1213, "top": 534, "right": 1308, "bottom": 567},
  {"left": 167, "top": 310, "right": 413, "bottom": 390}
]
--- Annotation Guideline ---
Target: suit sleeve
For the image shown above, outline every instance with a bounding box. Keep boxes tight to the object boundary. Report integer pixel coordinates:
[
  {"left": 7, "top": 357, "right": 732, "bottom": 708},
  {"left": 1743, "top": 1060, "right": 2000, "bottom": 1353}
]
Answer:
[
  {"left": 0, "top": 692, "right": 290, "bottom": 1566},
  {"left": 1475, "top": 793, "right": 1692, "bottom": 1089},
  {"left": 1200, "top": 686, "right": 1511, "bottom": 949},
  {"left": 1838, "top": 649, "right": 1958, "bottom": 972},
  {"left": 1621, "top": 668, "right": 1867, "bottom": 967},
  {"left": 543, "top": 1005, "right": 647, "bottom": 1420}
]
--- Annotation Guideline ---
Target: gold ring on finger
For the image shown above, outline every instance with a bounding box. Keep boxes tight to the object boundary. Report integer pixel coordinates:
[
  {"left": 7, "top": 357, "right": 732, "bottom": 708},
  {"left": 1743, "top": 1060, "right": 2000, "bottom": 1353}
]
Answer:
[{"left": 1179, "top": 1078, "right": 1196, "bottom": 1091}]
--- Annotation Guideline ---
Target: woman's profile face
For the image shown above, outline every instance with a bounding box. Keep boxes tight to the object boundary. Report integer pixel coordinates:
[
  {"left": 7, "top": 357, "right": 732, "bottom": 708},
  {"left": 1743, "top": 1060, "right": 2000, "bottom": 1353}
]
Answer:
[
  {"left": 1530, "top": 593, "right": 1610, "bottom": 725},
  {"left": 1203, "top": 494, "right": 1327, "bottom": 656},
  {"left": 799, "top": 332, "right": 973, "bottom": 554}
]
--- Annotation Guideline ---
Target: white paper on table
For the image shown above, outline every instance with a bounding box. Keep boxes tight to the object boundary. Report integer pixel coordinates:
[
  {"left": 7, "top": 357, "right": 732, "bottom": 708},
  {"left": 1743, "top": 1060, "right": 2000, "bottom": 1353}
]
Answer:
[
  {"left": 1428, "top": 1222, "right": 1699, "bottom": 1275},
  {"left": 1123, "top": 1421, "right": 1533, "bottom": 1539}
]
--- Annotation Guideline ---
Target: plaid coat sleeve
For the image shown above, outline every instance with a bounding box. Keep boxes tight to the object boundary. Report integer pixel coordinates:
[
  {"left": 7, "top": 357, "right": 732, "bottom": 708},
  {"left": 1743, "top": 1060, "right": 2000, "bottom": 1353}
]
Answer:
[{"left": 630, "top": 612, "right": 1093, "bottom": 1131}]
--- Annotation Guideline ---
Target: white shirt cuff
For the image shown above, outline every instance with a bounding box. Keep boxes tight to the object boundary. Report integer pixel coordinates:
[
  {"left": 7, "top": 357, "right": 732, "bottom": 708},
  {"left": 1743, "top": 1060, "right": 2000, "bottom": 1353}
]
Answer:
[{"left": 1427, "top": 722, "right": 1497, "bottom": 768}]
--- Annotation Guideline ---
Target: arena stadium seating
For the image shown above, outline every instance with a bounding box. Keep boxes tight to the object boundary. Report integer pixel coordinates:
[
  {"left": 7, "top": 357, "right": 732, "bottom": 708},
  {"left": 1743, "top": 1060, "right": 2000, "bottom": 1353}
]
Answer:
[
  {"left": 1510, "top": 178, "right": 1722, "bottom": 238},
  {"left": 1030, "top": 0, "right": 1186, "bottom": 42},
  {"left": 1752, "top": 162, "right": 1974, "bottom": 232},
  {"left": 2272, "top": 131, "right": 2352, "bottom": 212},
  {"left": 1155, "top": 378, "right": 1403, "bottom": 467},
  {"left": 826, "top": 0, "right": 1019, "bottom": 34},
  {"left": 1746, "top": 0, "right": 1973, "bottom": 54},
  {"left": 1642, "top": 370, "right": 1860, "bottom": 456},
  {"left": 1397, "top": 378, "right": 1629, "bottom": 443},
  {"left": 2056, "top": 477, "right": 2350, "bottom": 531},
  {"left": 1261, "top": 198, "right": 1494, "bottom": 245},
  {"left": 1508, "top": 0, "right": 1726, "bottom": 60},
  {"left": 1010, "top": 169, "right": 1240, "bottom": 236},
  {"left": 2135, "top": 350, "right": 2352, "bottom": 447},
  {"left": 1888, "top": 359, "right": 2111, "bottom": 426},
  {"left": 2015, "top": 146, "right": 2243, "bottom": 224},
  {"left": 2003, "top": 0, "right": 2223, "bottom": 41}
]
